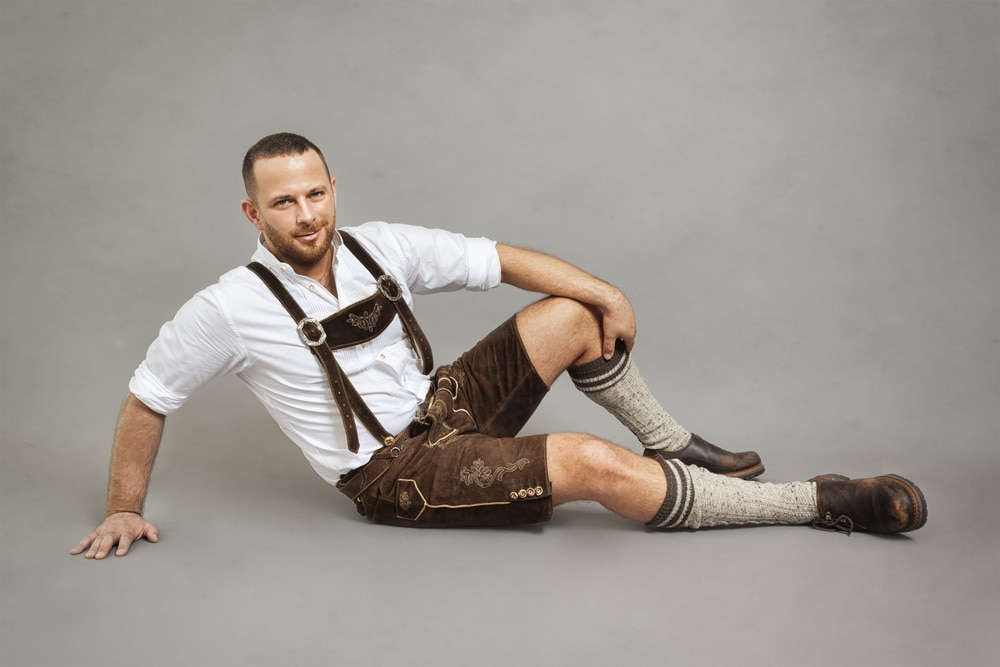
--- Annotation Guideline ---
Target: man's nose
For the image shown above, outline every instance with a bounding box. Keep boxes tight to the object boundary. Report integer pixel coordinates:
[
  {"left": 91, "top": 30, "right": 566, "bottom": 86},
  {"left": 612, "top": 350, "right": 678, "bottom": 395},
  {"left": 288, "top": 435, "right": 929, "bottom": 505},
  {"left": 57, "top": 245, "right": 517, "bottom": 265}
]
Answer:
[{"left": 297, "top": 199, "right": 318, "bottom": 223}]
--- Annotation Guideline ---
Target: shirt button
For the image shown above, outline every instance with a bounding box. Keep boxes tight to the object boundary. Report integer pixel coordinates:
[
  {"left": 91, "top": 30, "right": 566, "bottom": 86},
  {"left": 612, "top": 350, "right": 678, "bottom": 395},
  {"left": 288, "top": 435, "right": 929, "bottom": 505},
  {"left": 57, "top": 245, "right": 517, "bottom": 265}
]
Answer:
[{"left": 309, "top": 284, "right": 316, "bottom": 291}]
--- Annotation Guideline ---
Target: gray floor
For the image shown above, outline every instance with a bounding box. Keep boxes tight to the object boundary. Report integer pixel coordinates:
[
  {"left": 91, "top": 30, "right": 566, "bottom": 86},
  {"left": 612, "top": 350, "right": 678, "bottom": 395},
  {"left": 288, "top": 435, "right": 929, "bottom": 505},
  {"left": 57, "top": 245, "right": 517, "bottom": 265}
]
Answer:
[{"left": 2, "top": 2, "right": 998, "bottom": 666}]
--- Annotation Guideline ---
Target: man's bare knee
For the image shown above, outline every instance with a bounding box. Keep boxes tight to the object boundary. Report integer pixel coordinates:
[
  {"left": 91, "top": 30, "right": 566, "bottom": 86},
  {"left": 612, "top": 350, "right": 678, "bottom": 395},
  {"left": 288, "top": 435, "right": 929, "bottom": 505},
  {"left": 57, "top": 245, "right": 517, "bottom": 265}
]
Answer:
[
  {"left": 516, "top": 298, "right": 603, "bottom": 385},
  {"left": 547, "top": 433, "right": 635, "bottom": 504}
]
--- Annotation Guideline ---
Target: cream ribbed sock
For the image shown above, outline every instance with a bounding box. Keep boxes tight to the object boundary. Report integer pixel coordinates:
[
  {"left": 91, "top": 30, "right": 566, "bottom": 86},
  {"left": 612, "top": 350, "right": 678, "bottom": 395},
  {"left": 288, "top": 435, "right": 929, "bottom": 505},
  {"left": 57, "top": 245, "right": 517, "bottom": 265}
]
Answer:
[
  {"left": 568, "top": 341, "right": 691, "bottom": 451},
  {"left": 647, "top": 459, "right": 819, "bottom": 529}
]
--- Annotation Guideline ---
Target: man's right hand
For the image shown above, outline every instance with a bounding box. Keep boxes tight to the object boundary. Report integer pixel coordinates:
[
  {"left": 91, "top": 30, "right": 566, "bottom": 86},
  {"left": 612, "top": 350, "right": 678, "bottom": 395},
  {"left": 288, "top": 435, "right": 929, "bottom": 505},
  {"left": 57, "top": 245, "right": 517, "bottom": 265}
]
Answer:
[{"left": 70, "top": 512, "right": 160, "bottom": 560}]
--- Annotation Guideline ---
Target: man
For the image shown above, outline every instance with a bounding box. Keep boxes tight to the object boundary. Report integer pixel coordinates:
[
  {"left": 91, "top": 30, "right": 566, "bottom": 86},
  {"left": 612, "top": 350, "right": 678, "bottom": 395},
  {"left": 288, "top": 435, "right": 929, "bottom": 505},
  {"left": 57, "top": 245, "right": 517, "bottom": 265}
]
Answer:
[{"left": 72, "top": 133, "right": 926, "bottom": 559}]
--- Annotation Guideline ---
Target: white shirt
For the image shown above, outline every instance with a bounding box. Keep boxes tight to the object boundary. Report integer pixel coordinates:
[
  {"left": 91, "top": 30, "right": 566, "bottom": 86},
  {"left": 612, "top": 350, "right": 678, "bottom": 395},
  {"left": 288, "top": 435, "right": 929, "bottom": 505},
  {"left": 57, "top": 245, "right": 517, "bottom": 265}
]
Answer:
[{"left": 129, "top": 221, "right": 502, "bottom": 484}]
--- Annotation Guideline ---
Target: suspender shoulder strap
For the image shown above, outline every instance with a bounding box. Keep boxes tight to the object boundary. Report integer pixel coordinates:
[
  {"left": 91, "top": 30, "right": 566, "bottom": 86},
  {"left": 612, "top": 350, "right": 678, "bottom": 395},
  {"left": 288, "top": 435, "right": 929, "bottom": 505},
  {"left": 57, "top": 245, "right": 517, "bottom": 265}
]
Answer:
[
  {"left": 245, "top": 261, "right": 308, "bottom": 321},
  {"left": 338, "top": 231, "right": 434, "bottom": 374}
]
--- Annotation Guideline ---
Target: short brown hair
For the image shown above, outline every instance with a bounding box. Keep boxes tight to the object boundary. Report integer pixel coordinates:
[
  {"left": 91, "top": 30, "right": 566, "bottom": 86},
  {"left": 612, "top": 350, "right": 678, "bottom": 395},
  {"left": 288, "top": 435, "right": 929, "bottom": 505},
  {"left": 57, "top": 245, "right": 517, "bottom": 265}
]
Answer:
[{"left": 241, "top": 132, "right": 329, "bottom": 198}]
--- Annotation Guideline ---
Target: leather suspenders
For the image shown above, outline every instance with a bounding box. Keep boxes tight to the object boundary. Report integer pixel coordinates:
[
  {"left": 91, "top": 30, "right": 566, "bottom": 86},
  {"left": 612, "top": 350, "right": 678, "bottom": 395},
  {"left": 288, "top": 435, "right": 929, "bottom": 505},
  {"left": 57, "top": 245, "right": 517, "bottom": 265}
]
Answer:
[
  {"left": 339, "top": 232, "right": 433, "bottom": 375},
  {"left": 245, "top": 231, "right": 433, "bottom": 453}
]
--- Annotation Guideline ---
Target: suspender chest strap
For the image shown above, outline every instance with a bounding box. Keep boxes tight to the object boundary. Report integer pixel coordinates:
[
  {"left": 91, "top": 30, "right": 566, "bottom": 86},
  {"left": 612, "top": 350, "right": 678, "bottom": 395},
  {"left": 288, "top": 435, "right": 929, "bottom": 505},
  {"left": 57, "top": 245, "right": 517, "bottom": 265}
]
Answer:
[{"left": 245, "top": 230, "right": 434, "bottom": 453}]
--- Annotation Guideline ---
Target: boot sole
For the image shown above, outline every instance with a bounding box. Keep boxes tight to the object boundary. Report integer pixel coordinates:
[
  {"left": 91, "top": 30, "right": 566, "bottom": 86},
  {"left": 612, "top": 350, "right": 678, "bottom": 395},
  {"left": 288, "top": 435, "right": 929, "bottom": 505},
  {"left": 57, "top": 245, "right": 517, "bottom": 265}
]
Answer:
[
  {"left": 725, "top": 463, "right": 766, "bottom": 480},
  {"left": 886, "top": 474, "right": 928, "bottom": 532}
]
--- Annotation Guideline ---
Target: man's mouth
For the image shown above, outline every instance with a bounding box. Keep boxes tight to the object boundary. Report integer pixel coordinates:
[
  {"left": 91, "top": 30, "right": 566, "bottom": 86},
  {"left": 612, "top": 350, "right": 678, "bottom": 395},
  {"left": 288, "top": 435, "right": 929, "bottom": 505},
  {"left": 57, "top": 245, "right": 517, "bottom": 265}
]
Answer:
[{"left": 295, "top": 230, "right": 321, "bottom": 242}]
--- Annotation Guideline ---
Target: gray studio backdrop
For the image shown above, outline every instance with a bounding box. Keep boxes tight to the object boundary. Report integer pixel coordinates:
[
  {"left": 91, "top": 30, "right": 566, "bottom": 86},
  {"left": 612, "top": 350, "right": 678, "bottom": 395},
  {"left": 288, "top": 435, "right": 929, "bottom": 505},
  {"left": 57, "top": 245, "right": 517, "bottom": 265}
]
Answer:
[{"left": 2, "top": 2, "right": 998, "bottom": 666}]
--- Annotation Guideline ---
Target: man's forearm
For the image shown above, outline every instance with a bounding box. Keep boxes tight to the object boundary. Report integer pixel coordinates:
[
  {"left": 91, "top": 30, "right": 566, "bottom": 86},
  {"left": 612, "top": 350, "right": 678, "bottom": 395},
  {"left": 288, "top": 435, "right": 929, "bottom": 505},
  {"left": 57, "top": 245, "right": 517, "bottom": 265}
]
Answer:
[
  {"left": 104, "top": 393, "right": 165, "bottom": 517},
  {"left": 496, "top": 243, "right": 637, "bottom": 357},
  {"left": 497, "top": 243, "right": 620, "bottom": 308}
]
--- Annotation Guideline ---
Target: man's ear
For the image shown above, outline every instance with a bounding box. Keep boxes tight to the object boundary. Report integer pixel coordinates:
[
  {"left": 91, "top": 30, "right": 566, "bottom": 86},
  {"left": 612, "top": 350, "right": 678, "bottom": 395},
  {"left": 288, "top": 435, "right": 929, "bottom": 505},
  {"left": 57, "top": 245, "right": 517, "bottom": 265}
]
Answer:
[{"left": 241, "top": 198, "right": 263, "bottom": 230}]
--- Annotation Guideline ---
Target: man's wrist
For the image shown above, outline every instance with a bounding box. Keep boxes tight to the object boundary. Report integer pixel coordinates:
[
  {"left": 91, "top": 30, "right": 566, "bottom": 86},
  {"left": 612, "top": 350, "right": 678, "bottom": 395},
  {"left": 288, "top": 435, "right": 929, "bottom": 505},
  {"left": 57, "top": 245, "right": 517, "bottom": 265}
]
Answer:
[{"left": 105, "top": 509, "right": 142, "bottom": 518}]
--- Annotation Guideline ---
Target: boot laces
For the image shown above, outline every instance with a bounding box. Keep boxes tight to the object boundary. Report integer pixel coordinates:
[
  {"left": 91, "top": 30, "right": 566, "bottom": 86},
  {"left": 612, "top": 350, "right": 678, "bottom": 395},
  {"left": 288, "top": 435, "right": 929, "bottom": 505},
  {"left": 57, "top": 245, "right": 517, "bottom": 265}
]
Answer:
[{"left": 812, "top": 512, "right": 856, "bottom": 536}]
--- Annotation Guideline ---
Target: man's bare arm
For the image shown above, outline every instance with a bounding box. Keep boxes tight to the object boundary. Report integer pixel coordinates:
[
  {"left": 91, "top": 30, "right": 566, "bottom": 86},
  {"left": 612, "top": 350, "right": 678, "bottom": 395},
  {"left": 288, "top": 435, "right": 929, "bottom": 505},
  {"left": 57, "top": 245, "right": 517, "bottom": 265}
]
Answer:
[
  {"left": 497, "top": 243, "right": 637, "bottom": 359},
  {"left": 70, "top": 393, "right": 164, "bottom": 559}
]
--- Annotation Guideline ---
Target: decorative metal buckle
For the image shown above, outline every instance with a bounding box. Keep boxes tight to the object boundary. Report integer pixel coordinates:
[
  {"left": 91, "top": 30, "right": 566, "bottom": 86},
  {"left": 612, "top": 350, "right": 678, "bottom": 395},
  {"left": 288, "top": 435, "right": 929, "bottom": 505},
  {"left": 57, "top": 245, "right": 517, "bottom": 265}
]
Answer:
[
  {"left": 377, "top": 274, "right": 403, "bottom": 302},
  {"left": 296, "top": 317, "right": 327, "bottom": 347}
]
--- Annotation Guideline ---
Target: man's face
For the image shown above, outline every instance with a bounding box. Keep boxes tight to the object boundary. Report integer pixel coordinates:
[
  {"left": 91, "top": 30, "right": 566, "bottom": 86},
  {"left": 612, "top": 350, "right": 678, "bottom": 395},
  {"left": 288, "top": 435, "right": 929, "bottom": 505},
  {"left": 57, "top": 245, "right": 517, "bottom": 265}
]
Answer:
[{"left": 241, "top": 150, "right": 337, "bottom": 273}]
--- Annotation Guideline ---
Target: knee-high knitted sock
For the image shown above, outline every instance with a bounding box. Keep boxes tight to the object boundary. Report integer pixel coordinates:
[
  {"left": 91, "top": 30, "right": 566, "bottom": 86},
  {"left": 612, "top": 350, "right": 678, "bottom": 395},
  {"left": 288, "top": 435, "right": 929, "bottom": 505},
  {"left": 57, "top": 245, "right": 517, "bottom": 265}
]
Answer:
[
  {"left": 568, "top": 340, "right": 691, "bottom": 451},
  {"left": 647, "top": 459, "right": 818, "bottom": 529}
]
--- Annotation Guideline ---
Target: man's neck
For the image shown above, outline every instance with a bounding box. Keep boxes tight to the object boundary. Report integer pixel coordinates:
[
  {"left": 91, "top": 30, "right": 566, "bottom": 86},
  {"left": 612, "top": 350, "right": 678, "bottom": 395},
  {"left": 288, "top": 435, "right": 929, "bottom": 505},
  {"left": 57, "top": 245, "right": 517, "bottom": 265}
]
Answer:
[
  {"left": 300, "top": 254, "right": 336, "bottom": 296},
  {"left": 265, "top": 241, "right": 337, "bottom": 297}
]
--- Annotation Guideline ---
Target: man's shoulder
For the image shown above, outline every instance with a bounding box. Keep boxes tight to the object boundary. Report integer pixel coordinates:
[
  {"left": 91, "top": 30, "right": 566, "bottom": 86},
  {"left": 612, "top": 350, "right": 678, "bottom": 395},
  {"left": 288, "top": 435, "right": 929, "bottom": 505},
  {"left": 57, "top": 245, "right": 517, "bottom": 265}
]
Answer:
[
  {"left": 341, "top": 221, "right": 458, "bottom": 259},
  {"left": 207, "top": 264, "right": 265, "bottom": 291},
  {"left": 187, "top": 265, "right": 268, "bottom": 310},
  {"left": 339, "top": 221, "right": 414, "bottom": 268},
  {"left": 341, "top": 220, "right": 399, "bottom": 245},
  {"left": 343, "top": 220, "right": 445, "bottom": 242}
]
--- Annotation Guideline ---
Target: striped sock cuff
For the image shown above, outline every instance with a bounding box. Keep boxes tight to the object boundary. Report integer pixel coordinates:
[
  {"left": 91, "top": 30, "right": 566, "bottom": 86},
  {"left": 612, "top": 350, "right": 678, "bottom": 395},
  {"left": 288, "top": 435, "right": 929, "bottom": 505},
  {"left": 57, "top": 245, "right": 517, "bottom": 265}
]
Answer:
[
  {"left": 568, "top": 340, "right": 630, "bottom": 394},
  {"left": 646, "top": 458, "right": 695, "bottom": 529}
]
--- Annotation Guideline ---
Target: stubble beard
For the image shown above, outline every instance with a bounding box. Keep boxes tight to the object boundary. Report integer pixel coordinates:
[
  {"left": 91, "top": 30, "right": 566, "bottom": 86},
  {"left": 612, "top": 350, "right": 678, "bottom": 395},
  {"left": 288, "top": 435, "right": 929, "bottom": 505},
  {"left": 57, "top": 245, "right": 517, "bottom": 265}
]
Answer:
[{"left": 262, "top": 214, "right": 336, "bottom": 269}]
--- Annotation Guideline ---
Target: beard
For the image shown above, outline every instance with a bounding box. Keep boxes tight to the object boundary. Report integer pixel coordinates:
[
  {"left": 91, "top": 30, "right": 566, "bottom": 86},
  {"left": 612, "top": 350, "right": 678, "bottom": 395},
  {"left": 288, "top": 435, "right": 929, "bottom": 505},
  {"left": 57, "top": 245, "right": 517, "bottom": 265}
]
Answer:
[{"left": 260, "top": 214, "right": 336, "bottom": 269}]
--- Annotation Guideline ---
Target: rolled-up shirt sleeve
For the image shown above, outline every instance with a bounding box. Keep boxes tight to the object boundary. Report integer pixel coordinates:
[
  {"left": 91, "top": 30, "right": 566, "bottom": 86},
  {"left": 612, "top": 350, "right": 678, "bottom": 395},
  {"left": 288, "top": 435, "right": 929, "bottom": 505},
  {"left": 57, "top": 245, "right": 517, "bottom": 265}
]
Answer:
[
  {"left": 463, "top": 235, "right": 502, "bottom": 292},
  {"left": 129, "top": 289, "right": 249, "bottom": 415}
]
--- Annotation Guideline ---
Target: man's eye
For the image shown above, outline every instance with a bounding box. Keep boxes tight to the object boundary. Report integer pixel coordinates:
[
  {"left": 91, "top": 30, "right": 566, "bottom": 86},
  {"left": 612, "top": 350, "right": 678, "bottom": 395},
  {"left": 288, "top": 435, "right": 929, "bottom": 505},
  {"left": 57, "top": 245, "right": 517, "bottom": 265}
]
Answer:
[{"left": 309, "top": 191, "right": 325, "bottom": 199}]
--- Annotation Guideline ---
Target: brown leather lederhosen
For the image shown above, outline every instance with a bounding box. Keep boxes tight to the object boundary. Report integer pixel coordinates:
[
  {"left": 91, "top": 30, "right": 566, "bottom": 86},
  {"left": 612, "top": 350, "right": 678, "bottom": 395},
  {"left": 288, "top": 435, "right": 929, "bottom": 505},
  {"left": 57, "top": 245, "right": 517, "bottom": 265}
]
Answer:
[{"left": 245, "top": 231, "right": 433, "bottom": 455}]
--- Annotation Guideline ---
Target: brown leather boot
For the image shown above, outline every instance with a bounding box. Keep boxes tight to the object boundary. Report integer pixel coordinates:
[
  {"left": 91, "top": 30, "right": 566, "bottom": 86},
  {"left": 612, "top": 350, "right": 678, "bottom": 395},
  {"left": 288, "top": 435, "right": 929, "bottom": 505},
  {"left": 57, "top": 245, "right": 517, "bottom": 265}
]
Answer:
[
  {"left": 810, "top": 474, "right": 928, "bottom": 535},
  {"left": 644, "top": 434, "right": 765, "bottom": 479}
]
